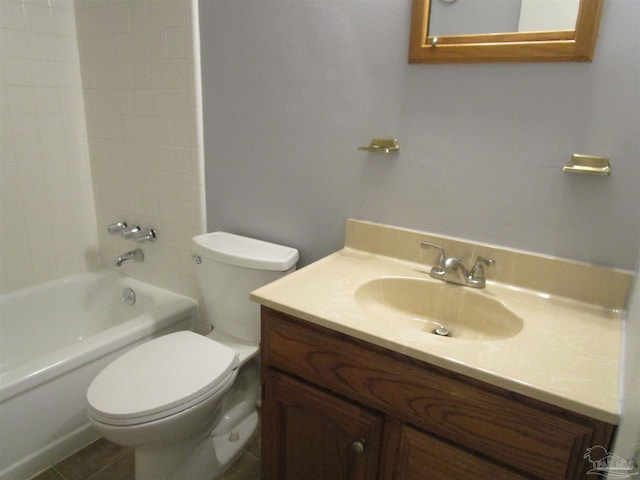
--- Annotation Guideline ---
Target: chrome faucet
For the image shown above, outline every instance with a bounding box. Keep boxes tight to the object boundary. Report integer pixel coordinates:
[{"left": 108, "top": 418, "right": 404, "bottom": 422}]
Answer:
[
  {"left": 114, "top": 248, "right": 144, "bottom": 267},
  {"left": 421, "top": 242, "right": 494, "bottom": 288}
]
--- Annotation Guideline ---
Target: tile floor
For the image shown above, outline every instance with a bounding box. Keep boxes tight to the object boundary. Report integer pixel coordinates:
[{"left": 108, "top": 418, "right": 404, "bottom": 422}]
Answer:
[{"left": 32, "top": 430, "right": 261, "bottom": 480}]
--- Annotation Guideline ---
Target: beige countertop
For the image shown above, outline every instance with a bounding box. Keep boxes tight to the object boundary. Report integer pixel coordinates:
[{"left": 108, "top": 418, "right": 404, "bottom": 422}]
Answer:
[{"left": 251, "top": 220, "right": 632, "bottom": 425}]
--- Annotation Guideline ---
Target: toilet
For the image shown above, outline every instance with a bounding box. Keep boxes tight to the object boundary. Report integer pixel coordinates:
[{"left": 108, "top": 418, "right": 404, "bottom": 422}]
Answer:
[{"left": 86, "top": 232, "right": 298, "bottom": 480}]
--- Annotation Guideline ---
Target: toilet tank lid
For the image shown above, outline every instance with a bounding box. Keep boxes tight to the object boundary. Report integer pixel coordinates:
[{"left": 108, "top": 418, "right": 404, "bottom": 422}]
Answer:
[{"left": 192, "top": 232, "right": 299, "bottom": 271}]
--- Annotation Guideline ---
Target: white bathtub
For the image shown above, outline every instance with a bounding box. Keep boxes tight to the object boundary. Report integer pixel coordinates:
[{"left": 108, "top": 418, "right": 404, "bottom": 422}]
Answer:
[{"left": 0, "top": 271, "right": 198, "bottom": 480}]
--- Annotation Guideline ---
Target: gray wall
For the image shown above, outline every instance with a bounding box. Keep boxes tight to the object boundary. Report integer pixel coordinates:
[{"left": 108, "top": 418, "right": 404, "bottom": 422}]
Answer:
[
  {"left": 199, "top": 0, "right": 639, "bottom": 270},
  {"left": 612, "top": 251, "right": 640, "bottom": 464}
]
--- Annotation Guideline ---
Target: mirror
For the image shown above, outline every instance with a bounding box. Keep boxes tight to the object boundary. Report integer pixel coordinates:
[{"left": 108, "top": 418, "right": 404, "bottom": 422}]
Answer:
[{"left": 409, "top": 0, "right": 604, "bottom": 63}]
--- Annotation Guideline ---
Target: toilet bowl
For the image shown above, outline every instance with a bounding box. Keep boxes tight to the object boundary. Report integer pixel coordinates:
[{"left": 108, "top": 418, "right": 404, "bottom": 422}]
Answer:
[{"left": 86, "top": 233, "right": 298, "bottom": 480}]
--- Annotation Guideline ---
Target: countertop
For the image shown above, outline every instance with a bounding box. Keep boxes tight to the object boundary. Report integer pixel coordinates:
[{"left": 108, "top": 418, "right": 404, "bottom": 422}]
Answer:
[{"left": 251, "top": 220, "right": 632, "bottom": 424}]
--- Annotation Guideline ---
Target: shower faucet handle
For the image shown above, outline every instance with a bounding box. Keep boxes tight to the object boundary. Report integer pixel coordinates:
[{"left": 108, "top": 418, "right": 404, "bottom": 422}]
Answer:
[
  {"left": 134, "top": 228, "right": 156, "bottom": 243},
  {"left": 121, "top": 225, "right": 141, "bottom": 239},
  {"left": 107, "top": 221, "right": 127, "bottom": 235}
]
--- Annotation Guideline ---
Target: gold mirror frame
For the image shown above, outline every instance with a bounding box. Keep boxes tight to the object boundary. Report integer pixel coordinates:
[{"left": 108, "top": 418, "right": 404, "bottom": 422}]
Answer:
[{"left": 409, "top": 0, "right": 604, "bottom": 63}]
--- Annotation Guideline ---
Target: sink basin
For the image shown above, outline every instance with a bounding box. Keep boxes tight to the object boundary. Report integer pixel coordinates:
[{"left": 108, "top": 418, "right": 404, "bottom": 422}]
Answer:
[{"left": 355, "top": 277, "right": 523, "bottom": 341}]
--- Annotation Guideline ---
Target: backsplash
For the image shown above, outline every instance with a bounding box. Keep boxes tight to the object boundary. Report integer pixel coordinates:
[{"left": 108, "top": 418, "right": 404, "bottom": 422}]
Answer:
[{"left": 345, "top": 219, "right": 633, "bottom": 310}]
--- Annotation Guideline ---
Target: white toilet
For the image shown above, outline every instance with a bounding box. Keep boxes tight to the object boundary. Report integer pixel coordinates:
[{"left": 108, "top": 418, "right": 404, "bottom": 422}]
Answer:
[{"left": 86, "top": 232, "right": 298, "bottom": 480}]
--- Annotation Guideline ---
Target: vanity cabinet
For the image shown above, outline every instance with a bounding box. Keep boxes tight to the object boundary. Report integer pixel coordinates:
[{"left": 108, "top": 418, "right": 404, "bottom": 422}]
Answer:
[
  {"left": 261, "top": 307, "right": 615, "bottom": 480},
  {"left": 264, "top": 370, "right": 384, "bottom": 479}
]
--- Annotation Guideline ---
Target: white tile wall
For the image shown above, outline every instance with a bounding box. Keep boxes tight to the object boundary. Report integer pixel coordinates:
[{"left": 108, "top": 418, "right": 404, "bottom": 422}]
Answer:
[
  {"left": 1, "top": 0, "right": 99, "bottom": 293},
  {"left": 75, "top": 0, "right": 205, "bottom": 300},
  {"left": 1, "top": 0, "right": 205, "bottom": 304}
]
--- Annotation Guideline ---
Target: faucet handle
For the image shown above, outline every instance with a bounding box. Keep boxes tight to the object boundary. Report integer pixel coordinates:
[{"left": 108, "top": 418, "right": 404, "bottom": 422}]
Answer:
[
  {"left": 134, "top": 228, "right": 156, "bottom": 243},
  {"left": 421, "top": 241, "right": 446, "bottom": 273},
  {"left": 107, "top": 221, "right": 127, "bottom": 235},
  {"left": 470, "top": 256, "right": 495, "bottom": 280},
  {"left": 121, "top": 225, "right": 141, "bottom": 239}
]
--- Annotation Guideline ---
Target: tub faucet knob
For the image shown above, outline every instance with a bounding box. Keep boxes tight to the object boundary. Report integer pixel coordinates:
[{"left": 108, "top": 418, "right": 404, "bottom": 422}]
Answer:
[
  {"left": 134, "top": 228, "right": 156, "bottom": 243},
  {"left": 121, "top": 225, "right": 141, "bottom": 239},
  {"left": 107, "top": 222, "right": 127, "bottom": 235}
]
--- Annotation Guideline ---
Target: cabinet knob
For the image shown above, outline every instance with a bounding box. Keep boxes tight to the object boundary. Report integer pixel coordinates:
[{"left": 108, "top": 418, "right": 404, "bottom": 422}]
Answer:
[{"left": 351, "top": 439, "right": 366, "bottom": 455}]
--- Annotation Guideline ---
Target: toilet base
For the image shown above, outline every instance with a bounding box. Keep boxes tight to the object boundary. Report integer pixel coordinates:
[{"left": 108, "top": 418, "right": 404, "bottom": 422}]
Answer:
[
  {"left": 212, "top": 409, "right": 259, "bottom": 475},
  {"left": 135, "top": 409, "right": 259, "bottom": 480}
]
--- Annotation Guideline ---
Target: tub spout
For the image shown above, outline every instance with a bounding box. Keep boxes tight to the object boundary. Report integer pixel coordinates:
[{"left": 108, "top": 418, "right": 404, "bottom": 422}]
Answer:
[{"left": 114, "top": 248, "right": 144, "bottom": 267}]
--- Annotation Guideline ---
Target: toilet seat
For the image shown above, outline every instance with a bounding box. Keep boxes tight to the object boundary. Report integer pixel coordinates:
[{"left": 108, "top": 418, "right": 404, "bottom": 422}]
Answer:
[{"left": 87, "top": 331, "right": 239, "bottom": 426}]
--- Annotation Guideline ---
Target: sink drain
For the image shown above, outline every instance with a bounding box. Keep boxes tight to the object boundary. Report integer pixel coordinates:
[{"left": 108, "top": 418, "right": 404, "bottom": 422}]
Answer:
[{"left": 433, "top": 326, "right": 451, "bottom": 337}]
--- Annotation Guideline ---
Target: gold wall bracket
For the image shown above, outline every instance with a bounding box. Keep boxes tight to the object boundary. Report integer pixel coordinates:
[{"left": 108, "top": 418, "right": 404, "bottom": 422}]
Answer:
[
  {"left": 562, "top": 154, "right": 611, "bottom": 176},
  {"left": 358, "top": 138, "right": 400, "bottom": 153}
]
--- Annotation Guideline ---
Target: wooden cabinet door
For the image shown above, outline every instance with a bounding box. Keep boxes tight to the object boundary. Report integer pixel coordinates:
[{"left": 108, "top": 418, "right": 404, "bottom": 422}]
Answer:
[
  {"left": 263, "top": 370, "right": 383, "bottom": 480},
  {"left": 394, "top": 425, "right": 531, "bottom": 480},
  {"left": 262, "top": 309, "right": 614, "bottom": 479}
]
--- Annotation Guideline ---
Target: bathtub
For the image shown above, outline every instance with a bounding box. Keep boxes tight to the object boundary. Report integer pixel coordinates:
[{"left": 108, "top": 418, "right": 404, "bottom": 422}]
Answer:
[{"left": 0, "top": 271, "right": 198, "bottom": 480}]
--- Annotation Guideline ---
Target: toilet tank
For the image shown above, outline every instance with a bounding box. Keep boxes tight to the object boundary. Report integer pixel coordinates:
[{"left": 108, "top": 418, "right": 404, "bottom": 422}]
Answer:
[{"left": 192, "top": 232, "right": 298, "bottom": 343}]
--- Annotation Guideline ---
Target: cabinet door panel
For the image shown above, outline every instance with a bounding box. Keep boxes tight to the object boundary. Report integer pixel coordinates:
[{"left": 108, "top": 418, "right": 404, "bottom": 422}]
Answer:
[
  {"left": 262, "top": 310, "right": 613, "bottom": 479},
  {"left": 395, "top": 425, "right": 531, "bottom": 480},
  {"left": 263, "top": 370, "right": 383, "bottom": 480}
]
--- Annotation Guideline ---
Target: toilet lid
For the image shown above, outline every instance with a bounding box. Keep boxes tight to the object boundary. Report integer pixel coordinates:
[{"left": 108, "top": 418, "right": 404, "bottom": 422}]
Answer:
[{"left": 87, "top": 331, "right": 238, "bottom": 425}]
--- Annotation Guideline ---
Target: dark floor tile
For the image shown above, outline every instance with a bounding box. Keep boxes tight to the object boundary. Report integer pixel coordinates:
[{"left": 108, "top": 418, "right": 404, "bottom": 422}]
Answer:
[
  {"left": 216, "top": 452, "right": 262, "bottom": 480},
  {"left": 87, "top": 449, "right": 135, "bottom": 480},
  {"left": 53, "top": 438, "right": 132, "bottom": 480},
  {"left": 246, "top": 429, "right": 261, "bottom": 460},
  {"left": 44, "top": 431, "right": 261, "bottom": 480},
  {"left": 31, "top": 468, "right": 65, "bottom": 480}
]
